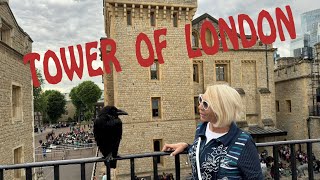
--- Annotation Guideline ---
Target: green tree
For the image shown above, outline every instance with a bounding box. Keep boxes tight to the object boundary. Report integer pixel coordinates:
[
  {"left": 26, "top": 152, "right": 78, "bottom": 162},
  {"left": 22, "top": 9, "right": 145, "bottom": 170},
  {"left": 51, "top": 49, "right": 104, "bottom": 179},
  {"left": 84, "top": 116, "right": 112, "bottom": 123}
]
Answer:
[
  {"left": 42, "top": 90, "right": 57, "bottom": 98},
  {"left": 40, "top": 89, "right": 57, "bottom": 122},
  {"left": 46, "top": 90, "right": 66, "bottom": 124},
  {"left": 33, "top": 69, "right": 45, "bottom": 112},
  {"left": 84, "top": 111, "right": 94, "bottom": 121},
  {"left": 77, "top": 81, "right": 102, "bottom": 111},
  {"left": 70, "top": 81, "right": 102, "bottom": 121},
  {"left": 70, "top": 85, "right": 85, "bottom": 121}
]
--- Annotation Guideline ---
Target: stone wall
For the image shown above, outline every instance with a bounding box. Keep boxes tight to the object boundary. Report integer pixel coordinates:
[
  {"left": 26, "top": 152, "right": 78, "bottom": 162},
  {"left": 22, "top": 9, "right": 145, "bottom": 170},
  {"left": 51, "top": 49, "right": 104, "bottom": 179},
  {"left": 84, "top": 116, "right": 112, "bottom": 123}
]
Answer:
[
  {"left": 0, "top": 2, "right": 33, "bottom": 179},
  {"left": 104, "top": 1, "right": 197, "bottom": 179},
  {"left": 274, "top": 61, "right": 311, "bottom": 141},
  {"left": 104, "top": 0, "right": 278, "bottom": 178}
]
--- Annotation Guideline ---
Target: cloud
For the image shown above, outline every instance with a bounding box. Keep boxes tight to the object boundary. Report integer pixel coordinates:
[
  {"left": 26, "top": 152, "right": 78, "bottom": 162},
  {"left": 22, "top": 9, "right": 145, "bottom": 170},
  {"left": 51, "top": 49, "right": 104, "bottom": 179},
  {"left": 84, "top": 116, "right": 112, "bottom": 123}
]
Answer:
[
  {"left": 196, "top": 0, "right": 320, "bottom": 57},
  {"left": 8, "top": 1, "right": 320, "bottom": 93},
  {"left": 10, "top": 0, "right": 104, "bottom": 93}
]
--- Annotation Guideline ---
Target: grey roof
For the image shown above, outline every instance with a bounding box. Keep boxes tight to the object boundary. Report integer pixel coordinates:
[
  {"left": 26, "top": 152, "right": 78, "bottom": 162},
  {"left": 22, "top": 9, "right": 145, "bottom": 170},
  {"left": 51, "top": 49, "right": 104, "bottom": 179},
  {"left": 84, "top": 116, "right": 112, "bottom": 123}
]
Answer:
[
  {"left": 192, "top": 13, "right": 255, "bottom": 39},
  {"left": 246, "top": 126, "right": 287, "bottom": 138},
  {"left": 259, "top": 88, "right": 271, "bottom": 94}
]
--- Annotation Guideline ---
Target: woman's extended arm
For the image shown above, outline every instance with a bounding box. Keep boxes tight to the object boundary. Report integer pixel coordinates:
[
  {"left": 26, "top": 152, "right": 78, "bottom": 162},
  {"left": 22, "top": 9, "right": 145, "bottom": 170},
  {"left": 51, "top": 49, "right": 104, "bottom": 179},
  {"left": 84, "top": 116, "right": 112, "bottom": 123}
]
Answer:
[{"left": 162, "top": 142, "right": 189, "bottom": 156}]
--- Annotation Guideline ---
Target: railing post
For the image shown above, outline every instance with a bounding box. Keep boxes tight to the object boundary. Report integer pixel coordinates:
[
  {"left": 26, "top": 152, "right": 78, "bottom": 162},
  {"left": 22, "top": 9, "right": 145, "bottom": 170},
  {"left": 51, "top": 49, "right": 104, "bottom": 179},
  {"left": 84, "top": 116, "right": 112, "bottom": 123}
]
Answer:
[
  {"left": 307, "top": 142, "right": 314, "bottom": 180},
  {"left": 25, "top": 167, "right": 32, "bottom": 180},
  {"left": 175, "top": 154, "right": 180, "bottom": 180},
  {"left": 130, "top": 158, "right": 135, "bottom": 180},
  {"left": 0, "top": 169, "right": 3, "bottom": 180},
  {"left": 54, "top": 165, "right": 60, "bottom": 180},
  {"left": 273, "top": 145, "right": 280, "bottom": 180},
  {"left": 106, "top": 160, "right": 111, "bottom": 180},
  {"left": 80, "top": 163, "right": 86, "bottom": 180},
  {"left": 153, "top": 156, "right": 159, "bottom": 180},
  {"left": 290, "top": 144, "right": 297, "bottom": 180}
]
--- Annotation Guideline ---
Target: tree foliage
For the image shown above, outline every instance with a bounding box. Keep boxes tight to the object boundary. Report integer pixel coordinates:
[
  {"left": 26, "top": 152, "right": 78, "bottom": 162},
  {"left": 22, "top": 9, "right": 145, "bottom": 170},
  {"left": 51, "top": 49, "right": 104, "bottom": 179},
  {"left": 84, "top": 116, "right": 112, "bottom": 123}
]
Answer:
[
  {"left": 70, "top": 85, "right": 84, "bottom": 119},
  {"left": 70, "top": 81, "right": 102, "bottom": 121},
  {"left": 77, "top": 81, "right": 102, "bottom": 111},
  {"left": 70, "top": 86, "right": 82, "bottom": 109},
  {"left": 45, "top": 90, "right": 66, "bottom": 123},
  {"left": 42, "top": 90, "right": 57, "bottom": 98},
  {"left": 33, "top": 69, "right": 45, "bottom": 112}
]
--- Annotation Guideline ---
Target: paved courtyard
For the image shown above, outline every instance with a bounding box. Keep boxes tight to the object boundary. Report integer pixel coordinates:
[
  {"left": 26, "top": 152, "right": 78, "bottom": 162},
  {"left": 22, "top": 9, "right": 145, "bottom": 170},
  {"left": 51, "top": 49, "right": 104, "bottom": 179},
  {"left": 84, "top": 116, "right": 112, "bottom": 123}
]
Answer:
[{"left": 34, "top": 126, "right": 97, "bottom": 180}]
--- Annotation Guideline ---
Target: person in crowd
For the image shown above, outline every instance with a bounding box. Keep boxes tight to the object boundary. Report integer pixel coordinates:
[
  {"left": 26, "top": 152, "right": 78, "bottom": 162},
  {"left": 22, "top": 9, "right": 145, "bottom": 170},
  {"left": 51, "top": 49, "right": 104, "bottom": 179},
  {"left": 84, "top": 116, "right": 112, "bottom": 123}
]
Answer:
[
  {"left": 102, "top": 172, "right": 106, "bottom": 180},
  {"left": 297, "top": 163, "right": 308, "bottom": 178}
]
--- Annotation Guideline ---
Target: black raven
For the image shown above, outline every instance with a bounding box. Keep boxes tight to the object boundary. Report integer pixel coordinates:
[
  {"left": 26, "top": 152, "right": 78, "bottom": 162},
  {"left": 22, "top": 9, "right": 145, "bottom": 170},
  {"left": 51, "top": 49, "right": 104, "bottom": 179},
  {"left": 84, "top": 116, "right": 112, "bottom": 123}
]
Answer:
[{"left": 93, "top": 106, "right": 128, "bottom": 168}]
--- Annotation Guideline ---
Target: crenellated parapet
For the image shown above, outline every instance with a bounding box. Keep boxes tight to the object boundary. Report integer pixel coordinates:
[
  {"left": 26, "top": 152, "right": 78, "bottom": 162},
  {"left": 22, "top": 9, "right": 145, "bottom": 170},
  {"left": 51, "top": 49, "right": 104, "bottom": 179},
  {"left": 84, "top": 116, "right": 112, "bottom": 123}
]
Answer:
[
  {"left": 105, "top": 2, "right": 196, "bottom": 19},
  {"left": 105, "top": 0, "right": 197, "bottom": 7},
  {"left": 103, "top": 0, "right": 197, "bottom": 37}
]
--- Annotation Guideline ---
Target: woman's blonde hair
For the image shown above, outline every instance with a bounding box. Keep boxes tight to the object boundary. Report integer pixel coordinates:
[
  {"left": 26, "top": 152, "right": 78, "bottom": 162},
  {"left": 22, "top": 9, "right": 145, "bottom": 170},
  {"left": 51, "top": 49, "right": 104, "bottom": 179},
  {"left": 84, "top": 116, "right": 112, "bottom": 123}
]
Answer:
[{"left": 205, "top": 84, "right": 243, "bottom": 127}]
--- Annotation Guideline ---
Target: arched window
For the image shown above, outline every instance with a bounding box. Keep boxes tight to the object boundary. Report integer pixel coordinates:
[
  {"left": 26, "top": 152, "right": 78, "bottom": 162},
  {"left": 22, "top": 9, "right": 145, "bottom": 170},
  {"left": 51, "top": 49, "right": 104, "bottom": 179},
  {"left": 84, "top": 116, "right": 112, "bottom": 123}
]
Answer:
[
  {"left": 205, "top": 29, "right": 213, "bottom": 47},
  {"left": 192, "top": 31, "right": 199, "bottom": 47}
]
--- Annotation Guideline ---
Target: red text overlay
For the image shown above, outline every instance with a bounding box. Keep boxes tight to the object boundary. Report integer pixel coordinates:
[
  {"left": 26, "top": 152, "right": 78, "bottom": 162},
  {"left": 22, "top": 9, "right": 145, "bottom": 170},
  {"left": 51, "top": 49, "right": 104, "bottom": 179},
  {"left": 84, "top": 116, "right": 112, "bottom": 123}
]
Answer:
[{"left": 24, "top": 5, "right": 296, "bottom": 87}]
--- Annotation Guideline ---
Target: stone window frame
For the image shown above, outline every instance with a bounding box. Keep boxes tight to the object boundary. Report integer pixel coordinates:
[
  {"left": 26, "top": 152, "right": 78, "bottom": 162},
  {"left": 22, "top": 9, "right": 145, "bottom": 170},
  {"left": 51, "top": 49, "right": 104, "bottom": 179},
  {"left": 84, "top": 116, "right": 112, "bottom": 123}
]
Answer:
[
  {"left": 192, "top": 30, "right": 199, "bottom": 47},
  {"left": 172, "top": 11, "right": 178, "bottom": 27},
  {"left": 153, "top": 139, "right": 163, "bottom": 165},
  {"left": 150, "top": 59, "right": 160, "bottom": 81},
  {"left": 286, "top": 100, "right": 292, "bottom": 113},
  {"left": 193, "top": 63, "right": 199, "bottom": 83},
  {"left": 0, "top": 18, "right": 13, "bottom": 46},
  {"left": 151, "top": 97, "right": 161, "bottom": 119},
  {"left": 11, "top": 82, "right": 23, "bottom": 123},
  {"left": 13, "top": 145, "right": 24, "bottom": 178},
  {"left": 126, "top": 9, "right": 132, "bottom": 26},
  {"left": 205, "top": 28, "right": 213, "bottom": 47},
  {"left": 215, "top": 61, "right": 230, "bottom": 82},
  {"left": 150, "top": 10, "right": 156, "bottom": 27},
  {"left": 276, "top": 100, "right": 280, "bottom": 112}
]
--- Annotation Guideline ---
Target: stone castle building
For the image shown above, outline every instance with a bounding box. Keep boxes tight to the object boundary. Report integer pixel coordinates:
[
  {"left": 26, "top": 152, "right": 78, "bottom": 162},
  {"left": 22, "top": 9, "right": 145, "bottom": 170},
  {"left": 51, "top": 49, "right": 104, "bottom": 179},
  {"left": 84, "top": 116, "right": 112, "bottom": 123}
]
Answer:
[
  {"left": 0, "top": 0, "right": 34, "bottom": 179},
  {"left": 102, "top": 0, "right": 286, "bottom": 179},
  {"left": 274, "top": 44, "right": 320, "bottom": 156}
]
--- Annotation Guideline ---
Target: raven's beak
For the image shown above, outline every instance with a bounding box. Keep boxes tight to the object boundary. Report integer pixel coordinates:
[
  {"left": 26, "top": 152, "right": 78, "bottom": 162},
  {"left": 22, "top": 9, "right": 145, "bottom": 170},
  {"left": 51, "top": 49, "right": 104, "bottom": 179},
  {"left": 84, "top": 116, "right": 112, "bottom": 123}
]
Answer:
[{"left": 117, "top": 109, "right": 128, "bottom": 115}]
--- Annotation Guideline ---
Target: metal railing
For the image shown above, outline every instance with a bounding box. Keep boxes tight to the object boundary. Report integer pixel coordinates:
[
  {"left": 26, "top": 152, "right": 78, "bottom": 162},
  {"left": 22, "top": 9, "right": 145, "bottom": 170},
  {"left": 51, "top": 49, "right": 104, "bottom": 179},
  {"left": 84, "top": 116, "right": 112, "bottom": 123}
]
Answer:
[
  {"left": 1, "top": 138, "right": 320, "bottom": 180},
  {"left": 256, "top": 139, "right": 320, "bottom": 180}
]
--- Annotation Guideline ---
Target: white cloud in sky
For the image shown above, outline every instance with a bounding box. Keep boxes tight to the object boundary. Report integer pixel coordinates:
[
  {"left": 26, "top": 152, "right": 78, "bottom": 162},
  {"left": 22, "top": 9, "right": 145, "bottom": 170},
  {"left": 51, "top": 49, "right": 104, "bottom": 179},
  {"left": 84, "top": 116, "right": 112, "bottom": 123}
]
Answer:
[
  {"left": 10, "top": 0, "right": 104, "bottom": 93},
  {"left": 195, "top": 0, "right": 319, "bottom": 57},
  {"left": 9, "top": 0, "right": 320, "bottom": 93}
]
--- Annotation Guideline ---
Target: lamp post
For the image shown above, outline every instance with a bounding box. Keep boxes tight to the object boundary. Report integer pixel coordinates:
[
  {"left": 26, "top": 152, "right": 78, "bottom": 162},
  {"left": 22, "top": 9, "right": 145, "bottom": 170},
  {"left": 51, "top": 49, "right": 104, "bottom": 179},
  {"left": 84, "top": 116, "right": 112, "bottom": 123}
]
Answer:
[
  {"left": 265, "top": 43, "right": 269, "bottom": 89},
  {"left": 314, "top": 42, "right": 320, "bottom": 116}
]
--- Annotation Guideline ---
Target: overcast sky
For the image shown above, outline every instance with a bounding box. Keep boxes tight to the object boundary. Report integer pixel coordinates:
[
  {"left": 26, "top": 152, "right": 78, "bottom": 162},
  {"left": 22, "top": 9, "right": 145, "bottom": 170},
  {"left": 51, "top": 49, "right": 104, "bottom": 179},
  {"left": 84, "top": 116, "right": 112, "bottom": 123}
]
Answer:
[{"left": 9, "top": 0, "right": 320, "bottom": 93}]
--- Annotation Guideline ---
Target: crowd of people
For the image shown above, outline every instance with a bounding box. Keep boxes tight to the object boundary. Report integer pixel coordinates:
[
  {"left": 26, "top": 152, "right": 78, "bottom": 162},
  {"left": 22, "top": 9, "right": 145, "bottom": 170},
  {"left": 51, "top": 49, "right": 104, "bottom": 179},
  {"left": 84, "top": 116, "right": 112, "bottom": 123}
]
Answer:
[
  {"left": 259, "top": 145, "right": 320, "bottom": 178},
  {"left": 40, "top": 125, "right": 95, "bottom": 149}
]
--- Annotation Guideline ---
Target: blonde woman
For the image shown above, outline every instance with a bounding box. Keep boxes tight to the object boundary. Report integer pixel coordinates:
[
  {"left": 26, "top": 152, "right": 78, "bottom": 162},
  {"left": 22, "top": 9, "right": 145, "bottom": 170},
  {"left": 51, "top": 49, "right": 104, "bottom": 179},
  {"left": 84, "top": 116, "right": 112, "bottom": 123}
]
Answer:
[{"left": 162, "top": 85, "right": 263, "bottom": 180}]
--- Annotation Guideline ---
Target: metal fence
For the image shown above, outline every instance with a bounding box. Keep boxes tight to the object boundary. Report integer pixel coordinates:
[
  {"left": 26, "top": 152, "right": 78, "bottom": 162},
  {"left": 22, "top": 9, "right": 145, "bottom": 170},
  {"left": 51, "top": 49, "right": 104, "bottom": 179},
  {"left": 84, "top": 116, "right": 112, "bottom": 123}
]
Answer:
[
  {"left": 1, "top": 139, "right": 320, "bottom": 180},
  {"left": 256, "top": 139, "right": 320, "bottom": 180}
]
